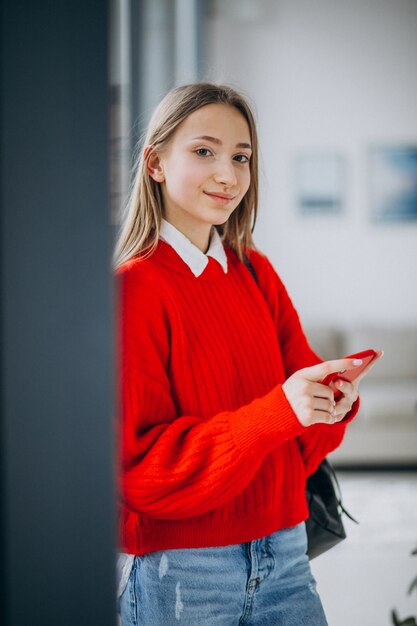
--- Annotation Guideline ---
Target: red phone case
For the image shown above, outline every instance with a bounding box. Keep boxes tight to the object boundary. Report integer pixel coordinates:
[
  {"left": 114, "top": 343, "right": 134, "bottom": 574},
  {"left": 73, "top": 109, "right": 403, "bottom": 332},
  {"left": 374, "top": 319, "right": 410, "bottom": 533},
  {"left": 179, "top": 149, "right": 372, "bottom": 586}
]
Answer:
[{"left": 321, "top": 349, "right": 377, "bottom": 399}]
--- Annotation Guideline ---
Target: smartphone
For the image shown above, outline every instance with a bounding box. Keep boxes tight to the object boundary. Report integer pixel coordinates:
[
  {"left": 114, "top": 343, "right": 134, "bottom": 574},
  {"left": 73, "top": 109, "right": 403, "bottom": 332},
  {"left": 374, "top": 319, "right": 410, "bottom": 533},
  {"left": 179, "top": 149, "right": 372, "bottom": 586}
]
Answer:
[{"left": 321, "top": 349, "right": 378, "bottom": 399}]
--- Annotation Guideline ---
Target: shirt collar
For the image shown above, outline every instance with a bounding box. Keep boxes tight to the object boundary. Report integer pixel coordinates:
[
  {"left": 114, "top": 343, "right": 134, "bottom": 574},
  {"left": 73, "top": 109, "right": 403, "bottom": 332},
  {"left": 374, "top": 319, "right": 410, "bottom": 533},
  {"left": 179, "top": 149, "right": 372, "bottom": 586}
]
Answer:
[{"left": 159, "top": 219, "right": 228, "bottom": 277}]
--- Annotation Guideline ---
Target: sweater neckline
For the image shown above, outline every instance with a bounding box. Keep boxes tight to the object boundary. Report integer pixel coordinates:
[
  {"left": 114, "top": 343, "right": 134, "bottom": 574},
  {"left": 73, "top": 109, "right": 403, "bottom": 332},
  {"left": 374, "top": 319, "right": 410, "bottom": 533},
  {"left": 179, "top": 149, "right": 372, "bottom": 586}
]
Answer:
[
  {"left": 153, "top": 240, "right": 238, "bottom": 280},
  {"left": 159, "top": 220, "right": 228, "bottom": 277}
]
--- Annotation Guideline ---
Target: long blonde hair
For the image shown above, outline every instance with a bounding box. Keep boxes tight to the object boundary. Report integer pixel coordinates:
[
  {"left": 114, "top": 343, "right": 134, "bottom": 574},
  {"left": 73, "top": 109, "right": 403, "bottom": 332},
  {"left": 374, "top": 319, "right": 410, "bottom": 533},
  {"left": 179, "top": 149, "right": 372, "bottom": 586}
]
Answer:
[{"left": 113, "top": 83, "right": 259, "bottom": 268}]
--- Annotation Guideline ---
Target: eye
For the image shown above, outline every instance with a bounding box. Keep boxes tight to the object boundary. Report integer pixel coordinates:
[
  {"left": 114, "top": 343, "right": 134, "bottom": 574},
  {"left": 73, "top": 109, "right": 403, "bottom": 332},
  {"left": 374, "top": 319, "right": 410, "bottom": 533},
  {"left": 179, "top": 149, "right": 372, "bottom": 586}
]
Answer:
[
  {"left": 195, "top": 148, "right": 212, "bottom": 157},
  {"left": 234, "top": 154, "right": 250, "bottom": 163}
]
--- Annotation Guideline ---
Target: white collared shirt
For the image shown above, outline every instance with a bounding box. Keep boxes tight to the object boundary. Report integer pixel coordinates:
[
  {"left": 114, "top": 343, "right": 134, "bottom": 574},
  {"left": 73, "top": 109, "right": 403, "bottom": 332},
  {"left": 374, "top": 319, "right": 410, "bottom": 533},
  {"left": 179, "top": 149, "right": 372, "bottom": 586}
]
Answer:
[{"left": 159, "top": 219, "right": 228, "bottom": 277}]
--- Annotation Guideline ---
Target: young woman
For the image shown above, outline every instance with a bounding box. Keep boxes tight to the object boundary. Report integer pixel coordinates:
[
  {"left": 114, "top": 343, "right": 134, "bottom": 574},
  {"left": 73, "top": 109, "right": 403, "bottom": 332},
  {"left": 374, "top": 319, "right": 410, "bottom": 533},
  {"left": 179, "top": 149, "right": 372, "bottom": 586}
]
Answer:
[{"left": 114, "top": 83, "right": 382, "bottom": 625}]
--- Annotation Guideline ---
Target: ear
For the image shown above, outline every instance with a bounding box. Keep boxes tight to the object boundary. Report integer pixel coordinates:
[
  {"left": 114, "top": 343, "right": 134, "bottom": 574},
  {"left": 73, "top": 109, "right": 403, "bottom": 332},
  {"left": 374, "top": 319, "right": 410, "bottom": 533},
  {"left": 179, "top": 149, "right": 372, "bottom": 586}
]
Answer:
[{"left": 144, "top": 146, "right": 165, "bottom": 183}]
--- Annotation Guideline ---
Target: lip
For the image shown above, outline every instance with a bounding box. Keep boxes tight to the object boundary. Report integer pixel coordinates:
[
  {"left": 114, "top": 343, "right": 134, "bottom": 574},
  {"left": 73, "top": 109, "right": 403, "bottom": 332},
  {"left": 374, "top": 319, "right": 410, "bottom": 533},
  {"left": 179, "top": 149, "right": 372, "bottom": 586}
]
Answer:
[{"left": 204, "top": 191, "right": 236, "bottom": 202}]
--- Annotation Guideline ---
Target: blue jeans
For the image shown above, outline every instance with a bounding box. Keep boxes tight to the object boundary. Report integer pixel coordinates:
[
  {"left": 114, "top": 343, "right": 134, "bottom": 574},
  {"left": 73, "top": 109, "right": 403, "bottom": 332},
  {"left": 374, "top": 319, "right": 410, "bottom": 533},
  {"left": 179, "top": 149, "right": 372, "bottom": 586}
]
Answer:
[{"left": 118, "top": 522, "right": 328, "bottom": 625}]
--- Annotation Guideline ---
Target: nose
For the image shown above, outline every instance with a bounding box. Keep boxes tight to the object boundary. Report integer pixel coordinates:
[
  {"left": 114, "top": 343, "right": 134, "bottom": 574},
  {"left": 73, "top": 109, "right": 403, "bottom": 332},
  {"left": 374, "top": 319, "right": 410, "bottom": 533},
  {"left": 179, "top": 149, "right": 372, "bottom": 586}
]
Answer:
[{"left": 213, "top": 158, "right": 237, "bottom": 187}]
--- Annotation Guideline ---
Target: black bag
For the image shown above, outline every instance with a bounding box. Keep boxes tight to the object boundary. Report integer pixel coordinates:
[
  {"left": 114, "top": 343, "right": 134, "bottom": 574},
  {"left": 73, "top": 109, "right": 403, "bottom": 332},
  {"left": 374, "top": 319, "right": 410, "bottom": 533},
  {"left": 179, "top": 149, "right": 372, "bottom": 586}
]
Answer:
[
  {"left": 242, "top": 254, "right": 357, "bottom": 559},
  {"left": 305, "top": 458, "right": 357, "bottom": 559}
]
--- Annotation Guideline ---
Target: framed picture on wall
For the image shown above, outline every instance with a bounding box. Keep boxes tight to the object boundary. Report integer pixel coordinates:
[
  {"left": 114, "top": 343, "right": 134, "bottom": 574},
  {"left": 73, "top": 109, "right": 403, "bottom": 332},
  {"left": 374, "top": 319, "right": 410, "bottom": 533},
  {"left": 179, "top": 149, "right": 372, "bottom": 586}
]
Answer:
[
  {"left": 295, "top": 153, "right": 345, "bottom": 216},
  {"left": 370, "top": 145, "right": 417, "bottom": 223}
]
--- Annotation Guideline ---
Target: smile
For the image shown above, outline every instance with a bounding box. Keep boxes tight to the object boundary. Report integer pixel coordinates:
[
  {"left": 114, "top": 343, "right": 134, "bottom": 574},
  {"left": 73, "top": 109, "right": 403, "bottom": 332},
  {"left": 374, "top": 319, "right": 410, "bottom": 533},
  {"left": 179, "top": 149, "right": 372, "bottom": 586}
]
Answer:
[{"left": 204, "top": 191, "right": 236, "bottom": 204}]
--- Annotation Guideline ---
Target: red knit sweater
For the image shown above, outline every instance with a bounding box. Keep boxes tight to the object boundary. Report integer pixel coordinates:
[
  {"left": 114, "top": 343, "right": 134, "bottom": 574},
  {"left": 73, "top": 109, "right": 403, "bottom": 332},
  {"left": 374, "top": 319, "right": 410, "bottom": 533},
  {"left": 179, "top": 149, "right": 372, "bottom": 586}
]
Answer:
[{"left": 116, "top": 241, "right": 358, "bottom": 555}]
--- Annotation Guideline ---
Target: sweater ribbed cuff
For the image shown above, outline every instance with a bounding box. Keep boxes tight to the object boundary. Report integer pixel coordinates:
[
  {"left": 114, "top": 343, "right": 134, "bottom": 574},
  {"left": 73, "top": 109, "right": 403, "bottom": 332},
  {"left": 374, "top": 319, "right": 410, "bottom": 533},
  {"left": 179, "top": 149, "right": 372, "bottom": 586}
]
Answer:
[{"left": 229, "top": 385, "right": 305, "bottom": 455}]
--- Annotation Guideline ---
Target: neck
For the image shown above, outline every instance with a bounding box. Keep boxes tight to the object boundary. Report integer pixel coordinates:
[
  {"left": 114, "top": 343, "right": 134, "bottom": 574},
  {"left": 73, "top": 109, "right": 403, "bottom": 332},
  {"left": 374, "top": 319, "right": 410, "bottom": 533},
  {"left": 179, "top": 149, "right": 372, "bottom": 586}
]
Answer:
[
  {"left": 163, "top": 216, "right": 212, "bottom": 253},
  {"left": 191, "top": 230, "right": 211, "bottom": 254}
]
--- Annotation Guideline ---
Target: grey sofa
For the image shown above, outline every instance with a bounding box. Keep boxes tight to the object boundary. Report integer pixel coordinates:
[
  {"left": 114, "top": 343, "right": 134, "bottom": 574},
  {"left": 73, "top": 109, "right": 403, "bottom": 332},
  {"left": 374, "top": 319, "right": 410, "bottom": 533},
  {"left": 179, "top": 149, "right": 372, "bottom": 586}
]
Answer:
[{"left": 305, "top": 326, "right": 417, "bottom": 466}]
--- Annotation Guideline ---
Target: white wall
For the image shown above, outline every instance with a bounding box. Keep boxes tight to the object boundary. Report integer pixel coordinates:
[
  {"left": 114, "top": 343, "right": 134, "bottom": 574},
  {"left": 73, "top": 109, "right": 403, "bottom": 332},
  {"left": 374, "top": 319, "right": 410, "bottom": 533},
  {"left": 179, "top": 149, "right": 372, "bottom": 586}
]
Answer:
[{"left": 206, "top": 0, "right": 417, "bottom": 328}]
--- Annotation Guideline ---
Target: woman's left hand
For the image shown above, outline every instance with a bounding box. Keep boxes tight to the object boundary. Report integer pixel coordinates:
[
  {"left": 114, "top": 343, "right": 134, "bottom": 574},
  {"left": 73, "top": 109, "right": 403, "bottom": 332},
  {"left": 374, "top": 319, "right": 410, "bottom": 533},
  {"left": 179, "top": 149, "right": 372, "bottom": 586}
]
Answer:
[{"left": 329, "top": 350, "right": 384, "bottom": 423}]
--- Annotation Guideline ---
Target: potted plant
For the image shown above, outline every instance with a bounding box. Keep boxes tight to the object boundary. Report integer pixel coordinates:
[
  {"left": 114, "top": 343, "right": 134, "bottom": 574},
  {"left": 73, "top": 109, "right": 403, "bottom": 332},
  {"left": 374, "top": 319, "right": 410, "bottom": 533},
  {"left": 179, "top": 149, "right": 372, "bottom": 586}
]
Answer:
[{"left": 391, "top": 547, "right": 417, "bottom": 626}]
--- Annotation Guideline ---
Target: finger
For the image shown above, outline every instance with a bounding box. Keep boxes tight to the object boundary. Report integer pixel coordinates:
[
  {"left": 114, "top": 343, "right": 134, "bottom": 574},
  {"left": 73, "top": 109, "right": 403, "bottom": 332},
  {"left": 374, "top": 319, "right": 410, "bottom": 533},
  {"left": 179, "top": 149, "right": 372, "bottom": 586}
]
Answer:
[
  {"left": 298, "top": 358, "right": 365, "bottom": 383},
  {"left": 314, "top": 408, "right": 338, "bottom": 425},
  {"left": 333, "top": 392, "right": 357, "bottom": 419},
  {"left": 310, "top": 382, "right": 335, "bottom": 401},
  {"left": 330, "top": 378, "right": 354, "bottom": 396},
  {"left": 313, "top": 397, "right": 336, "bottom": 414},
  {"left": 333, "top": 399, "right": 351, "bottom": 415}
]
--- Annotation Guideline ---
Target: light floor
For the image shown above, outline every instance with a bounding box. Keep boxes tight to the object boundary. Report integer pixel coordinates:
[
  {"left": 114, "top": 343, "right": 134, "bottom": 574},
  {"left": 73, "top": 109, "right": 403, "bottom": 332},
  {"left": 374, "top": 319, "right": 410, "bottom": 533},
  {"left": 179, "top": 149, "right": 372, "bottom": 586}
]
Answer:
[{"left": 311, "top": 472, "right": 417, "bottom": 626}]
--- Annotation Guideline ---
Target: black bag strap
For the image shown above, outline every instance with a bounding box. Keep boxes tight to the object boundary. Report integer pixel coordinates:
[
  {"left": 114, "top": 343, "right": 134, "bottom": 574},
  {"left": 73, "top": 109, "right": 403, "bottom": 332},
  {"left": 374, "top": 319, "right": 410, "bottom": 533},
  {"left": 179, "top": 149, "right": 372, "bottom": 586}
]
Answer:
[
  {"left": 242, "top": 252, "right": 259, "bottom": 286},
  {"left": 320, "top": 460, "right": 358, "bottom": 524}
]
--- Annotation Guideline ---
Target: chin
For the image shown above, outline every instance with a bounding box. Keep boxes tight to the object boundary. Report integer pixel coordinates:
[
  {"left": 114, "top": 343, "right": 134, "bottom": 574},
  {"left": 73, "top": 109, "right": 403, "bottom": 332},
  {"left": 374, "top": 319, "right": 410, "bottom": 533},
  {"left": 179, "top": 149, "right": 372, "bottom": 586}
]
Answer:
[
  {"left": 207, "top": 208, "right": 237, "bottom": 226},
  {"left": 211, "top": 215, "right": 231, "bottom": 226}
]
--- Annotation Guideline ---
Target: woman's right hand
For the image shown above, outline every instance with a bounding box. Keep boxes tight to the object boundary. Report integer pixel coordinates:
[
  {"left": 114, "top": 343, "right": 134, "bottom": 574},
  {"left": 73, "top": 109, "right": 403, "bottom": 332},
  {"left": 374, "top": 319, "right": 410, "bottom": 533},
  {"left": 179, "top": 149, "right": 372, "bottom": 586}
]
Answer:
[{"left": 282, "top": 358, "right": 363, "bottom": 427}]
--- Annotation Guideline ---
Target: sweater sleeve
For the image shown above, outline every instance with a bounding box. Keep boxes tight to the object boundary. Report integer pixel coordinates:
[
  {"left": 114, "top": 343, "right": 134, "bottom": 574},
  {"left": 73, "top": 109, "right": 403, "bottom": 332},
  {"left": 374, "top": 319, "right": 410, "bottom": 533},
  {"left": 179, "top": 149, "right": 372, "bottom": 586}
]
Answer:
[
  {"left": 248, "top": 251, "right": 359, "bottom": 477},
  {"left": 117, "top": 264, "right": 305, "bottom": 520}
]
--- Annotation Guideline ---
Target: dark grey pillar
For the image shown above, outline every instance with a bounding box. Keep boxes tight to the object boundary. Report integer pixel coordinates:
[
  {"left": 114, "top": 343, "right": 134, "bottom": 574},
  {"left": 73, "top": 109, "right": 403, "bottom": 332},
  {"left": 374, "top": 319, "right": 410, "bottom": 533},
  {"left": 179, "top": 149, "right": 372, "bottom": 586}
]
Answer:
[{"left": 1, "top": 2, "right": 116, "bottom": 625}]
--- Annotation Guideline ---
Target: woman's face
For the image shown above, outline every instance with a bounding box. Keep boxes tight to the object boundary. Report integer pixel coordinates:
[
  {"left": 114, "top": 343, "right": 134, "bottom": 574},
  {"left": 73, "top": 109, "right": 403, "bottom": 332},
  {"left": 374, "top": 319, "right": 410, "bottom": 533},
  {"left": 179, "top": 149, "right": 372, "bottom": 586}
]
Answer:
[{"left": 153, "top": 103, "right": 252, "bottom": 251}]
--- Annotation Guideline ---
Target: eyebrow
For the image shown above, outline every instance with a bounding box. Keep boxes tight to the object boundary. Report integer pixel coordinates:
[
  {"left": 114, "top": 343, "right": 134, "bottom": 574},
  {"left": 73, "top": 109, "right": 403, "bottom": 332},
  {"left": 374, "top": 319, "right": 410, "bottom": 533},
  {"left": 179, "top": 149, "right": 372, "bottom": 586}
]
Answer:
[{"left": 191, "top": 135, "right": 252, "bottom": 150}]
